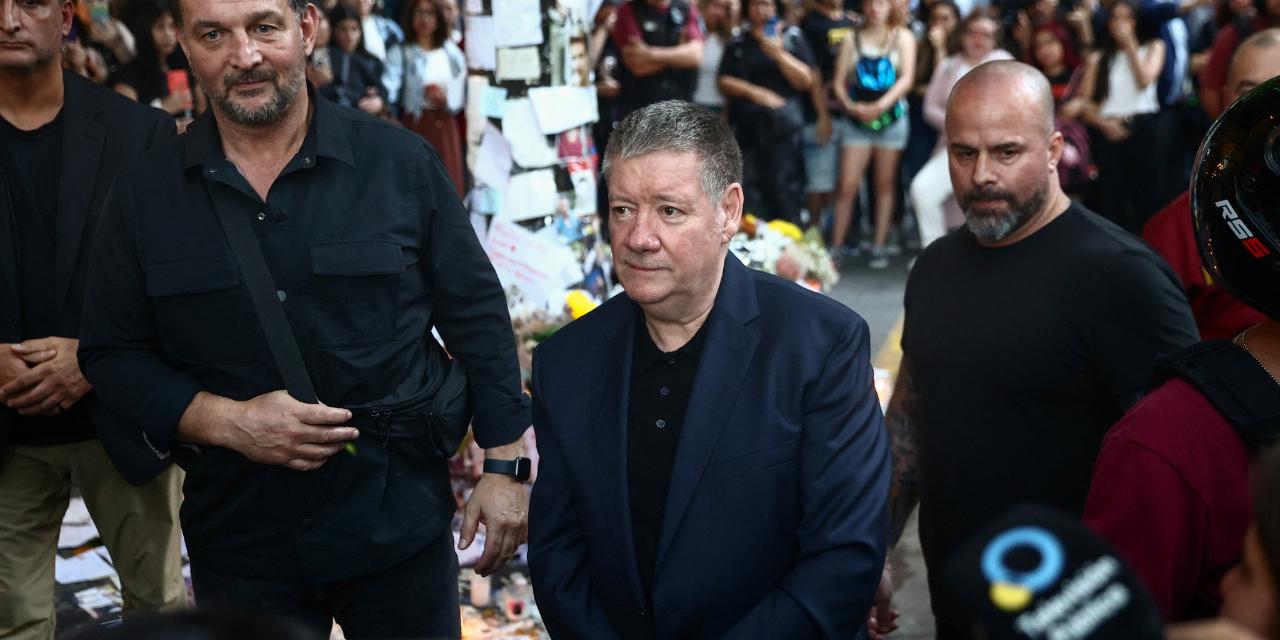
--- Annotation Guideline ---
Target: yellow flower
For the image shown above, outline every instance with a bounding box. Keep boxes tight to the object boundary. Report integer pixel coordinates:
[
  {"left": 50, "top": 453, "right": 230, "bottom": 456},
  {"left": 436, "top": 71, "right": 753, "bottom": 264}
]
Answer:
[
  {"left": 565, "top": 290, "right": 598, "bottom": 319},
  {"left": 767, "top": 219, "right": 804, "bottom": 241}
]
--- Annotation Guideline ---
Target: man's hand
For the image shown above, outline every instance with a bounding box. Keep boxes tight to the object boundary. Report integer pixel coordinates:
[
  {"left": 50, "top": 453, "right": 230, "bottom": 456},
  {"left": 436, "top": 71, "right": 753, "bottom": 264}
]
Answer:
[
  {"left": 204, "top": 390, "right": 358, "bottom": 471},
  {"left": 459, "top": 439, "right": 531, "bottom": 577},
  {"left": 867, "top": 564, "right": 900, "bottom": 639},
  {"left": 0, "top": 343, "right": 51, "bottom": 388},
  {"left": 0, "top": 338, "right": 89, "bottom": 416}
]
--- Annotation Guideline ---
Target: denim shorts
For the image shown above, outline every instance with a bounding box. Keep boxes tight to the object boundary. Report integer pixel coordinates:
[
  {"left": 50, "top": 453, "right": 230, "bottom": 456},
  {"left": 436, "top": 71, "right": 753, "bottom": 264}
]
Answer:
[
  {"left": 841, "top": 104, "right": 910, "bottom": 151},
  {"left": 802, "top": 119, "right": 844, "bottom": 194}
]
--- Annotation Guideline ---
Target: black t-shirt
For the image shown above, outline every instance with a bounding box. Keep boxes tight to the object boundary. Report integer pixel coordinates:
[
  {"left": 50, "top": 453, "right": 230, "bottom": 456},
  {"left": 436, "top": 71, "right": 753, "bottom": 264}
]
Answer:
[
  {"left": 319, "top": 46, "right": 387, "bottom": 108},
  {"left": 0, "top": 112, "right": 94, "bottom": 445},
  {"left": 719, "top": 26, "right": 816, "bottom": 133},
  {"left": 628, "top": 311, "right": 707, "bottom": 603},
  {"left": 719, "top": 26, "right": 817, "bottom": 100},
  {"left": 111, "top": 59, "right": 168, "bottom": 106},
  {"left": 111, "top": 52, "right": 195, "bottom": 113},
  {"left": 901, "top": 204, "right": 1198, "bottom": 613},
  {"left": 799, "top": 10, "right": 855, "bottom": 84},
  {"left": 799, "top": 11, "right": 855, "bottom": 123}
]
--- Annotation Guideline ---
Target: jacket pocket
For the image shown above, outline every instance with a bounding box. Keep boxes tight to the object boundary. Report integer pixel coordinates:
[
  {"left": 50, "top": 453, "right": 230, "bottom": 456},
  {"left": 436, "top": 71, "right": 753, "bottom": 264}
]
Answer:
[
  {"left": 702, "top": 441, "right": 798, "bottom": 482},
  {"left": 145, "top": 255, "right": 255, "bottom": 363},
  {"left": 304, "top": 241, "right": 404, "bottom": 350}
]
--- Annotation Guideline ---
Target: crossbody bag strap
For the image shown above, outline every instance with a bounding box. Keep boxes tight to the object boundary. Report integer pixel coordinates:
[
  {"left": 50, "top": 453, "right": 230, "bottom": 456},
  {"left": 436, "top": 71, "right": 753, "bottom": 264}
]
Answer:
[{"left": 204, "top": 178, "right": 318, "bottom": 404}]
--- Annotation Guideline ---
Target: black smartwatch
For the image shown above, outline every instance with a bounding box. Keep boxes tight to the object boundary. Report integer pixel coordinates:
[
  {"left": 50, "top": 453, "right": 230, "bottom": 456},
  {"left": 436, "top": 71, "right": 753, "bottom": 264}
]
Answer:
[{"left": 483, "top": 457, "right": 532, "bottom": 482}]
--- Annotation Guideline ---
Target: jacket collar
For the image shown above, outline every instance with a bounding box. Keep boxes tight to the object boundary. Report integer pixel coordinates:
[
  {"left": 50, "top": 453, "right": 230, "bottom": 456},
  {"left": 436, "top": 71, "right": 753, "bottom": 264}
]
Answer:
[{"left": 182, "top": 85, "right": 355, "bottom": 172}]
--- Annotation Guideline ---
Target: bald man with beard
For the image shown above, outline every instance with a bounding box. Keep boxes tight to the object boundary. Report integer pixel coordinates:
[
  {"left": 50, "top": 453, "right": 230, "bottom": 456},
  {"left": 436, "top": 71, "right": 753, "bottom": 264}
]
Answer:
[{"left": 881, "top": 60, "right": 1198, "bottom": 638}]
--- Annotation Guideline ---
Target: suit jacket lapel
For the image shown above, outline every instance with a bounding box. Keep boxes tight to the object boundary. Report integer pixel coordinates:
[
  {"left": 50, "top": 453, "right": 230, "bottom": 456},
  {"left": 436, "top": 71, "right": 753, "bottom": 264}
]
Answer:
[
  {"left": 589, "top": 300, "right": 648, "bottom": 607},
  {"left": 654, "top": 255, "right": 761, "bottom": 571},
  {"left": 55, "top": 72, "right": 106, "bottom": 316},
  {"left": 0, "top": 164, "right": 17, "bottom": 317}
]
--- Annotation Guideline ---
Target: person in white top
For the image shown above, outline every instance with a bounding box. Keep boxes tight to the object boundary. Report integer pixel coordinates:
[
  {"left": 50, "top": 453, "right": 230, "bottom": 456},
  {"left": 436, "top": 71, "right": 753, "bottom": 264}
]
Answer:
[
  {"left": 693, "top": 0, "right": 738, "bottom": 110},
  {"left": 907, "top": 7, "right": 1011, "bottom": 249},
  {"left": 383, "top": 0, "right": 467, "bottom": 194},
  {"left": 1078, "top": 0, "right": 1170, "bottom": 232},
  {"left": 342, "top": 0, "right": 404, "bottom": 62}
]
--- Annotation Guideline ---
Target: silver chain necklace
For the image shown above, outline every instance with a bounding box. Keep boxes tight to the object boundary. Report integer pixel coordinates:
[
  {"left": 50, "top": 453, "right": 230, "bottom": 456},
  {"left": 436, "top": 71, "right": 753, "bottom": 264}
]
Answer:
[{"left": 1235, "top": 328, "right": 1280, "bottom": 386}]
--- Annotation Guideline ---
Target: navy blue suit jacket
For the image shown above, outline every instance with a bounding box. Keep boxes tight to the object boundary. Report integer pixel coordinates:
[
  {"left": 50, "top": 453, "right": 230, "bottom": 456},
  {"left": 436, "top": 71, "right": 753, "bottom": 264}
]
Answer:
[{"left": 529, "top": 254, "right": 891, "bottom": 639}]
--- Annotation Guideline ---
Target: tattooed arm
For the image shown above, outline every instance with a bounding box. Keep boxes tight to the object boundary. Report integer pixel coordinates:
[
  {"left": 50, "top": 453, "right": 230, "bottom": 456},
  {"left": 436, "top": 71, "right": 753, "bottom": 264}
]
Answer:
[{"left": 885, "top": 354, "right": 922, "bottom": 548}]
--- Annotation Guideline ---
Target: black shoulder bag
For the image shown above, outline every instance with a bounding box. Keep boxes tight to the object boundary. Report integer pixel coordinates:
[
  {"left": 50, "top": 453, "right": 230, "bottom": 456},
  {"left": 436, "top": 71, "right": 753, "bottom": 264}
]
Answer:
[{"left": 204, "top": 178, "right": 472, "bottom": 457}]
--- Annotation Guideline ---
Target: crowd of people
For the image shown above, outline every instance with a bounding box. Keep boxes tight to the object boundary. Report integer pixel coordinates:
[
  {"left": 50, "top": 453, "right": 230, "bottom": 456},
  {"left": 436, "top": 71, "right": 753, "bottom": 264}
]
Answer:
[
  {"left": 54, "top": 0, "right": 1280, "bottom": 270},
  {"left": 4, "top": 0, "right": 1280, "bottom": 638}
]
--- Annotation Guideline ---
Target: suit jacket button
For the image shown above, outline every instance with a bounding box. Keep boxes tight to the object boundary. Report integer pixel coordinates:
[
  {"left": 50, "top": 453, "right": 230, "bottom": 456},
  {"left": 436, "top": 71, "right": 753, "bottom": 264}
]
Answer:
[{"left": 639, "top": 609, "right": 647, "bottom": 618}]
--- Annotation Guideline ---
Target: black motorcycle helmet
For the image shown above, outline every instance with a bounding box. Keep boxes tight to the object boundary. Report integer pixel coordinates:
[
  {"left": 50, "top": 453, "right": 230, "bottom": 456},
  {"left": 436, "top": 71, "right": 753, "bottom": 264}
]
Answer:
[{"left": 1193, "top": 76, "right": 1280, "bottom": 322}]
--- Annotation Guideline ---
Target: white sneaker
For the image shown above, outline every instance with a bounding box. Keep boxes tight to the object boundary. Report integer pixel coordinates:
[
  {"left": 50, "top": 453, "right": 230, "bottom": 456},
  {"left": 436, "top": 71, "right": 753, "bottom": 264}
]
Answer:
[{"left": 868, "top": 247, "right": 890, "bottom": 270}]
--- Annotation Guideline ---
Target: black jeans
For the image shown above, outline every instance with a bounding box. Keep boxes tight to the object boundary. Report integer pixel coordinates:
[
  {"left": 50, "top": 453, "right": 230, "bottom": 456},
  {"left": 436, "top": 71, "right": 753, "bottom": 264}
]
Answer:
[{"left": 191, "top": 530, "right": 461, "bottom": 640}]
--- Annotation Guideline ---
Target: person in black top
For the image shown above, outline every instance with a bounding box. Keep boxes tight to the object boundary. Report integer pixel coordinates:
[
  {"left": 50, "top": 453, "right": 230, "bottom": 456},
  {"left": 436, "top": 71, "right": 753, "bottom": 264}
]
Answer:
[
  {"left": 798, "top": 0, "right": 855, "bottom": 226},
  {"left": 0, "top": 0, "right": 184, "bottom": 636},
  {"left": 77, "top": 0, "right": 530, "bottom": 636},
  {"left": 111, "top": 0, "right": 193, "bottom": 118},
  {"left": 317, "top": 3, "right": 386, "bottom": 114},
  {"left": 610, "top": 0, "right": 706, "bottom": 118},
  {"left": 882, "top": 61, "right": 1198, "bottom": 640},
  {"left": 718, "top": 0, "right": 816, "bottom": 223}
]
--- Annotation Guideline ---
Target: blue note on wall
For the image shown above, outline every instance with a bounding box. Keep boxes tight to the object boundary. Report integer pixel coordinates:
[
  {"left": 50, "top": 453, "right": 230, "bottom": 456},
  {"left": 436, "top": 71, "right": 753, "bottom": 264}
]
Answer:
[{"left": 483, "top": 86, "right": 508, "bottom": 119}]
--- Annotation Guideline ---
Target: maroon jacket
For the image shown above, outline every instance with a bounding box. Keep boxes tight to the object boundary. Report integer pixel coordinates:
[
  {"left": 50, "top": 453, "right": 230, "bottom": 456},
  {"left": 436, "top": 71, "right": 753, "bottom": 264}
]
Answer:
[{"left": 1084, "top": 377, "right": 1253, "bottom": 620}]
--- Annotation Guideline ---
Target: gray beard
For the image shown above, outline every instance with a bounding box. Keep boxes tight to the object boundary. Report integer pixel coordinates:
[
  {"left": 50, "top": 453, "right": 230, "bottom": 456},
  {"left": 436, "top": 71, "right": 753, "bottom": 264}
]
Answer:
[
  {"left": 962, "top": 177, "right": 1051, "bottom": 244},
  {"left": 208, "top": 68, "right": 304, "bottom": 127}
]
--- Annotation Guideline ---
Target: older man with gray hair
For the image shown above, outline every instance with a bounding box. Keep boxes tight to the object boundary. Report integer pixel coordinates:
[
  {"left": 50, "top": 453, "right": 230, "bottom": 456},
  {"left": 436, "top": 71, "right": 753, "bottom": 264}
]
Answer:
[{"left": 528, "top": 100, "right": 891, "bottom": 639}]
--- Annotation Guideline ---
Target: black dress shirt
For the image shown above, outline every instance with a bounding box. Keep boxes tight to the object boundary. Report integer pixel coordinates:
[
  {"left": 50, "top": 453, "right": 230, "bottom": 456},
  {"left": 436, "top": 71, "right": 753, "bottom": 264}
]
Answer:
[
  {"left": 628, "top": 311, "right": 708, "bottom": 601},
  {"left": 78, "top": 90, "right": 529, "bottom": 580}
]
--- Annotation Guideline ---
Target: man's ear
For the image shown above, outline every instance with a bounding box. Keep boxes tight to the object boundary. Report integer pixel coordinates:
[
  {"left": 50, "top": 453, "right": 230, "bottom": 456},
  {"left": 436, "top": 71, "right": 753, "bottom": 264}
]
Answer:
[
  {"left": 61, "top": 0, "right": 74, "bottom": 38},
  {"left": 719, "top": 183, "right": 744, "bottom": 243},
  {"left": 1046, "top": 130, "right": 1065, "bottom": 173},
  {"left": 300, "top": 2, "right": 320, "bottom": 56}
]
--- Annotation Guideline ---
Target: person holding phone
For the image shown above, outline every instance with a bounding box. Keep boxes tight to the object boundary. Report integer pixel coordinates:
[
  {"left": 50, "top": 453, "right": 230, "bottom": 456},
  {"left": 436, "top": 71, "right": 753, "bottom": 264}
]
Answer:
[
  {"left": 110, "top": 0, "right": 193, "bottom": 120},
  {"left": 718, "top": 0, "right": 816, "bottom": 223}
]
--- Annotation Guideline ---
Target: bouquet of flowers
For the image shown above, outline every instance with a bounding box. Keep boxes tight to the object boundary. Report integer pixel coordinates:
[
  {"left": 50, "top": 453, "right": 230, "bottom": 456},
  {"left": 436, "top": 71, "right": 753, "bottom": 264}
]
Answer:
[{"left": 729, "top": 215, "right": 840, "bottom": 291}]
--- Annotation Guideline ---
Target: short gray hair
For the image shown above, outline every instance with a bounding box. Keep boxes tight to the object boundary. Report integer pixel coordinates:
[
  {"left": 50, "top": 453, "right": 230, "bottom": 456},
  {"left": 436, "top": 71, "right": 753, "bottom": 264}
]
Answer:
[
  {"left": 169, "top": 0, "right": 308, "bottom": 25},
  {"left": 601, "top": 100, "right": 743, "bottom": 206}
]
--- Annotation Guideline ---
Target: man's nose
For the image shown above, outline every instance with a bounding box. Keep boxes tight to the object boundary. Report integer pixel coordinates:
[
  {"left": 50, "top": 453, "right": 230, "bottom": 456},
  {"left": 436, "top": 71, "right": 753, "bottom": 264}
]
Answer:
[
  {"left": 229, "top": 31, "right": 263, "bottom": 68},
  {"left": 624, "top": 211, "right": 661, "bottom": 253},
  {"left": 1, "top": 1, "right": 20, "bottom": 33},
  {"left": 972, "top": 153, "right": 998, "bottom": 186}
]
